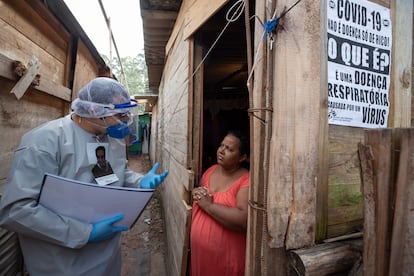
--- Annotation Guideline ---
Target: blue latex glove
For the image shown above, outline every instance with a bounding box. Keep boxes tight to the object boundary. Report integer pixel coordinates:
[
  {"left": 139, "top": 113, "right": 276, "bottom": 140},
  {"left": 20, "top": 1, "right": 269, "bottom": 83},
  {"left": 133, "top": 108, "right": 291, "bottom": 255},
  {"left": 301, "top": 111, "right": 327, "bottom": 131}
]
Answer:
[
  {"left": 140, "top": 162, "right": 169, "bottom": 189},
  {"left": 88, "top": 213, "right": 128, "bottom": 243}
]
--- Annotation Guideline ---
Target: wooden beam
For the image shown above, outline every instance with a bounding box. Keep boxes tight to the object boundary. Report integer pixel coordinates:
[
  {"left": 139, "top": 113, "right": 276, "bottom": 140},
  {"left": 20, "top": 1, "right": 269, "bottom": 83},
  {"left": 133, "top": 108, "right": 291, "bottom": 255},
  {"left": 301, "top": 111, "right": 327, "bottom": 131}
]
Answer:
[
  {"left": 316, "top": 0, "right": 329, "bottom": 242},
  {"left": 183, "top": 0, "right": 229, "bottom": 39},
  {"left": 246, "top": 0, "right": 268, "bottom": 274}
]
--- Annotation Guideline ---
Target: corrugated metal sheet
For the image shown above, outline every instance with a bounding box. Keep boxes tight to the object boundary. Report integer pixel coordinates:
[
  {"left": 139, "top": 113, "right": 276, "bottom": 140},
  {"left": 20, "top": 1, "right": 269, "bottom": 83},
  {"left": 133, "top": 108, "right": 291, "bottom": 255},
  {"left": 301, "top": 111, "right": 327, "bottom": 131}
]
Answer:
[{"left": 0, "top": 227, "right": 23, "bottom": 276}]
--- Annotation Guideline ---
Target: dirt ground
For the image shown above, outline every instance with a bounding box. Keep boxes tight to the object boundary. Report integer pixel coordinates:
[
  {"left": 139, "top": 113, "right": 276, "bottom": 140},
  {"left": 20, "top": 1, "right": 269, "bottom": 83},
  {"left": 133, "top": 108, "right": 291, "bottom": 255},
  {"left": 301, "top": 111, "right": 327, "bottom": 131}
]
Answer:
[{"left": 121, "top": 154, "right": 167, "bottom": 276}]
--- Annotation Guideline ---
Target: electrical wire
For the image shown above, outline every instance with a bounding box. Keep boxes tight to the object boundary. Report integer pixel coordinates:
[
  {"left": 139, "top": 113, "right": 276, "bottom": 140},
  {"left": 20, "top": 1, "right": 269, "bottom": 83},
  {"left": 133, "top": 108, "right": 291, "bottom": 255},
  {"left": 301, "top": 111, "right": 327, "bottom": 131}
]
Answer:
[{"left": 97, "top": 0, "right": 129, "bottom": 90}]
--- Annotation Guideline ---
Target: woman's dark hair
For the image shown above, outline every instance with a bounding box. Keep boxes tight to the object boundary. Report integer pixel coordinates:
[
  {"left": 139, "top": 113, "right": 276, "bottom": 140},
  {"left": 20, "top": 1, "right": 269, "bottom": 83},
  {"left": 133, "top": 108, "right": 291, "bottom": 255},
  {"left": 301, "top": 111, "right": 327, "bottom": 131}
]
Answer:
[{"left": 227, "top": 130, "right": 250, "bottom": 169}]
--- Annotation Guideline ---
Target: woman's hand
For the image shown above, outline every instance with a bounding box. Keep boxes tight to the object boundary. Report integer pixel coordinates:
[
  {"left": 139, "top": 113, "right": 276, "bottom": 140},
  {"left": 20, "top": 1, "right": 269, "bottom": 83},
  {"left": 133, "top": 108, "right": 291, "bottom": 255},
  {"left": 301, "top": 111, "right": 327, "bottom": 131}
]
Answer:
[
  {"left": 192, "top": 187, "right": 212, "bottom": 209},
  {"left": 192, "top": 186, "right": 249, "bottom": 231}
]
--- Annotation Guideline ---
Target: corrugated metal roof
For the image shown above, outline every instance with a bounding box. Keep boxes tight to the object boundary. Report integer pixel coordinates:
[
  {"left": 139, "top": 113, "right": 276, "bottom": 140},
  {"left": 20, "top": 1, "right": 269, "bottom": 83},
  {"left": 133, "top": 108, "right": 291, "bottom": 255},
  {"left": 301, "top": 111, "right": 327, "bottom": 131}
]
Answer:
[{"left": 139, "top": 0, "right": 182, "bottom": 93}]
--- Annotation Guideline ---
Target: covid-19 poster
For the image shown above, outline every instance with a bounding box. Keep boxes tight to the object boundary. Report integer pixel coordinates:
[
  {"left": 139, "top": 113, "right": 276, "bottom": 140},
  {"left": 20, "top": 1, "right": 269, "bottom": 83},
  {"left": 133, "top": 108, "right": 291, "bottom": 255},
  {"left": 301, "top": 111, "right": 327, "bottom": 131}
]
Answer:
[{"left": 327, "top": 0, "right": 392, "bottom": 128}]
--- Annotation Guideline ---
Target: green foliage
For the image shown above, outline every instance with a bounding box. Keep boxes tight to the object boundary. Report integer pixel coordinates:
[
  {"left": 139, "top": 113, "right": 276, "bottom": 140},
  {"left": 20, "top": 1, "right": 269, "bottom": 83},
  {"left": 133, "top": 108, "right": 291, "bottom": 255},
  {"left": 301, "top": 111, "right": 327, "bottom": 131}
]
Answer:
[
  {"left": 328, "top": 184, "right": 362, "bottom": 207},
  {"left": 102, "top": 53, "right": 148, "bottom": 96}
]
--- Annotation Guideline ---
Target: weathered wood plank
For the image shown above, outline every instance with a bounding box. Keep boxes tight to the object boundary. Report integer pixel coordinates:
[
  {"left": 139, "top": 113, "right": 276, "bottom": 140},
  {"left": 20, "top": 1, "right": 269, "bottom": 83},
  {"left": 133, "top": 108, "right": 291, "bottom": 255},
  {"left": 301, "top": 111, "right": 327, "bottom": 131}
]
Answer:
[
  {"left": 180, "top": 200, "right": 192, "bottom": 275},
  {"left": 157, "top": 27, "right": 192, "bottom": 274},
  {"left": 168, "top": 156, "right": 194, "bottom": 195},
  {"left": 0, "top": 19, "right": 66, "bottom": 85},
  {"left": 72, "top": 40, "right": 103, "bottom": 100},
  {"left": 0, "top": 4, "right": 72, "bottom": 99},
  {"left": 389, "top": 129, "right": 414, "bottom": 275},
  {"left": 188, "top": 38, "right": 202, "bottom": 179},
  {"left": 160, "top": 159, "right": 191, "bottom": 276},
  {"left": 182, "top": 0, "right": 228, "bottom": 40},
  {"left": 157, "top": 15, "right": 203, "bottom": 274},
  {"left": 0, "top": 1, "right": 69, "bottom": 63},
  {"left": 327, "top": 219, "right": 363, "bottom": 239},
  {"left": 162, "top": 33, "right": 189, "bottom": 166},
  {"left": 267, "top": 0, "right": 321, "bottom": 250},
  {"left": 246, "top": 0, "right": 268, "bottom": 273},
  {"left": 360, "top": 129, "right": 396, "bottom": 276},
  {"left": 0, "top": 80, "right": 65, "bottom": 189},
  {"left": 316, "top": 0, "right": 330, "bottom": 242},
  {"left": 327, "top": 125, "right": 364, "bottom": 237},
  {"left": 328, "top": 204, "right": 362, "bottom": 225},
  {"left": 389, "top": 0, "right": 412, "bottom": 127}
]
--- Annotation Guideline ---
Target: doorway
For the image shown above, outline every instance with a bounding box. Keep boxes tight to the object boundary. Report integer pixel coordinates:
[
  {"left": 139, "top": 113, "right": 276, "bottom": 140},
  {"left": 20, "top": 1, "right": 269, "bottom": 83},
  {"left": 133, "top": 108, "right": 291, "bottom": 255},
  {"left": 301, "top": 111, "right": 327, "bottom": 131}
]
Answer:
[{"left": 193, "top": 1, "right": 252, "bottom": 174}]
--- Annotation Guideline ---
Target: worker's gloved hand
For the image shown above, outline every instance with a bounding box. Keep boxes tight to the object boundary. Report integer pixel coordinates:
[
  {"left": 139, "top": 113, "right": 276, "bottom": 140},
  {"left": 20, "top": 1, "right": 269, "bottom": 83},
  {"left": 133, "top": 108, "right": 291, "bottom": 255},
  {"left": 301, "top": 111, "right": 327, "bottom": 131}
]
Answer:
[
  {"left": 140, "top": 162, "right": 169, "bottom": 189},
  {"left": 88, "top": 214, "right": 128, "bottom": 243}
]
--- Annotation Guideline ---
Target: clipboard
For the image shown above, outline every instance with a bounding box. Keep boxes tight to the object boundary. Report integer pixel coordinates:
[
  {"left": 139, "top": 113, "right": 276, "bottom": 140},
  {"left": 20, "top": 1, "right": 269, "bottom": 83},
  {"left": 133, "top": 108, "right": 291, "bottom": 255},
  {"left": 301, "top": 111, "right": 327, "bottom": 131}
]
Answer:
[{"left": 38, "top": 173, "right": 154, "bottom": 228}]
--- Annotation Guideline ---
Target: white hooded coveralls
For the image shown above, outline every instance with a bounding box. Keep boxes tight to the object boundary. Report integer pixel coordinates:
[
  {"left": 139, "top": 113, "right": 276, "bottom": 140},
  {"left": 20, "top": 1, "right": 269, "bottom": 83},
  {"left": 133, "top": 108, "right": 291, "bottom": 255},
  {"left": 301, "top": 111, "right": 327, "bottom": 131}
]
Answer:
[{"left": 0, "top": 114, "right": 144, "bottom": 275}]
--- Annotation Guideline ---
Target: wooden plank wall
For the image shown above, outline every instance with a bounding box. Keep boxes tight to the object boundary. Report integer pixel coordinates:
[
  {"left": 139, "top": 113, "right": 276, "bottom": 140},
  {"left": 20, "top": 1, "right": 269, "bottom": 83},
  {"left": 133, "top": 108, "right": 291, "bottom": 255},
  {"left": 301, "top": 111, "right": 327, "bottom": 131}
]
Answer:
[
  {"left": 327, "top": 126, "right": 364, "bottom": 238},
  {"left": 325, "top": 0, "right": 413, "bottom": 240},
  {"left": 0, "top": 1, "right": 72, "bottom": 189},
  {"left": 0, "top": 81, "right": 66, "bottom": 188},
  {"left": 72, "top": 40, "right": 105, "bottom": 99},
  {"left": 182, "top": 0, "right": 228, "bottom": 40},
  {"left": 0, "top": 1, "right": 111, "bottom": 189},
  {"left": 248, "top": 1, "right": 413, "bottom": 274},
  {"left": 0, "top": 1, "right": 70, "bottom": 85},
  {"left": 156, "top": 20, "right": 192, "bottom": 276},
  {"left": 152, "top": 0, "right": 413, "bottom": 275}
]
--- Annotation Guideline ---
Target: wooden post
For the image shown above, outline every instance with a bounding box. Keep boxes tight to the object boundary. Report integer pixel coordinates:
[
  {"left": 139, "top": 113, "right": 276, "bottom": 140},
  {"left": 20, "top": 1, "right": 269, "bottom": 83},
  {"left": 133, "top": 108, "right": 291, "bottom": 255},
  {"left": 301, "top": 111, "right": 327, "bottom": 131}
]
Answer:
[
  {"left": 246, "top": 0, "right": 269, "bottom": 274},
  {"left": 388, "top": 129, "right": 414, "bottom": 275},
  {"left": 267, "top": 0, "right": 321, "bottom": 249},
  {"left": 389, "top": 1, "right": 413, "bottom": 127},
  {"left": 359, "top": 129, "right": 400, "bottom": 276}
]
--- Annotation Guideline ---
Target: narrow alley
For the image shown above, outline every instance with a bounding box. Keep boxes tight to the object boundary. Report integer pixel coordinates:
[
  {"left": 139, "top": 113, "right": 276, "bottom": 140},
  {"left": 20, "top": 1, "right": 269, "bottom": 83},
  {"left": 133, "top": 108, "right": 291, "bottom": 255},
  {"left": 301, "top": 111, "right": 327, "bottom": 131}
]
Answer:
[{"left": 121, "top": 154, "right": 167, "bottom": 276}]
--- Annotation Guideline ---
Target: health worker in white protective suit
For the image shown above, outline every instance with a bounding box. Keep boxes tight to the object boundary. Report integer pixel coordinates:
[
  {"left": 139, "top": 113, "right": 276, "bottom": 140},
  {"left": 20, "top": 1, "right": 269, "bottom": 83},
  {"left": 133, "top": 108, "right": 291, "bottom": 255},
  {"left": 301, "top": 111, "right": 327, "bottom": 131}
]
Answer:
[{"left": 0, "top": 77, "right": 169, "bottom": 275}]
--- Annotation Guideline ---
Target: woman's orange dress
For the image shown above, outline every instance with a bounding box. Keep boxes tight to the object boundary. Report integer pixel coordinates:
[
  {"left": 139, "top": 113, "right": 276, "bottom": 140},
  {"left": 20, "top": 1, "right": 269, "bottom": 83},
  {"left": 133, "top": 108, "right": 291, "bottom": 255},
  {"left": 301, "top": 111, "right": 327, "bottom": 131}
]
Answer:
[{"left": 190, "top": 165, "right": 250, "bottom": 276}]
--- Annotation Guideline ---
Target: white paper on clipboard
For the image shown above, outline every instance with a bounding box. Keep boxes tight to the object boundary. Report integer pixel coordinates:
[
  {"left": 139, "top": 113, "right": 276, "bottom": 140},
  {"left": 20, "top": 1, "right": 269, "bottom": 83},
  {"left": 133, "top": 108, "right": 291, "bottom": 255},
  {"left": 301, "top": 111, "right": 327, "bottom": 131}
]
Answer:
[{"left": 38, "top": 173, "right": 154, "bottom": 228}]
